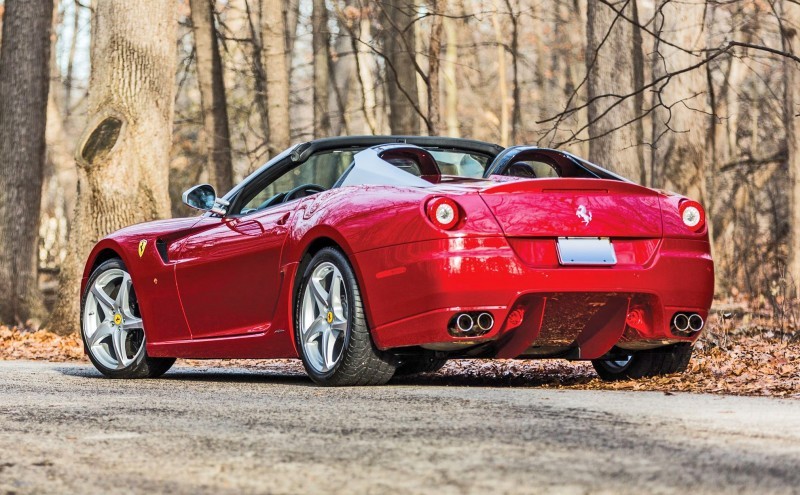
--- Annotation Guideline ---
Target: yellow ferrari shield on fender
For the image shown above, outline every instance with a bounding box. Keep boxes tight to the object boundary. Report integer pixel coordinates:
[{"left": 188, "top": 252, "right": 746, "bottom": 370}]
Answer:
[{"left": 138, "top": 240, "right": 147, "bottom": 258}]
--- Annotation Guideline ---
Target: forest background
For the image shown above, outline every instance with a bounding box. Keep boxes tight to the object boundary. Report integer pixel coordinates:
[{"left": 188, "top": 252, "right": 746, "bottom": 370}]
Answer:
[{"left": 0, "top": 0, "right": 799, "bottom": 354}]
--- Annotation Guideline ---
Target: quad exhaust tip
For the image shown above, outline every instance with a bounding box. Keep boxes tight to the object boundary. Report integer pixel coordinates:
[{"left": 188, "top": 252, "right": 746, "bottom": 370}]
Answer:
[
  {"left": 688, "top": 314, "right": 704, "bottom": 332},
  {"left": 476, "top": 313, "right": 494, "bottom": 332},
  {"left": 673, "top": 313, "right": 690, "bottom": 333},
  {"left": 672, "top": 313, "right": 704, "bottom": 334},
  {"left": 451, "top": 312, "right": 495, "bottom": 335},
  {"left": 455, "top": 313, "right": 474, "bottom": 333}
]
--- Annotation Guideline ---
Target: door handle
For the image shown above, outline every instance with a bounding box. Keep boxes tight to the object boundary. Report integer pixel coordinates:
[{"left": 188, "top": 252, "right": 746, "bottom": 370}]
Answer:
[{"left": 277, "top": 212, "right": 291, "bottom": 226}]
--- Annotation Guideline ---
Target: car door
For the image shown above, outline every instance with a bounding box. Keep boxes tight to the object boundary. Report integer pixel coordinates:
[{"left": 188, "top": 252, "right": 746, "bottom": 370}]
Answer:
[{"left": 172, "top": 202, "right": 296, "bottom": 339}]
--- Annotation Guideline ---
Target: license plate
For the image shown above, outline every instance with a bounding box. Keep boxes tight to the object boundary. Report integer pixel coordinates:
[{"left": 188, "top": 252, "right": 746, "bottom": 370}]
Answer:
[{"left": 556, "top": 237, "right": 617, "bottom": 265}]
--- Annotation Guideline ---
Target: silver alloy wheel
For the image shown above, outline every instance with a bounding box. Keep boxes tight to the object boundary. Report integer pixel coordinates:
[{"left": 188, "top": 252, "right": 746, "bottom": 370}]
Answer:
[
  {"left": 82, "top": 268, "right": 145, "bottom": 370},
  {"left": 299, "top": 261, "right": 349, "bottom": 373},
  {"left": 603, "top": 355, "right": 633, "bottom": 372}
]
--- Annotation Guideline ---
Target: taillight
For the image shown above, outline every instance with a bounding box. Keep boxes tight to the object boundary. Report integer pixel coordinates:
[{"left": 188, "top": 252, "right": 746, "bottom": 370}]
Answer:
[
  {"left": 426, "top": 197, "right": 460, "bottom": 230},
  {"left": 679, "top": 200, "right": 705, "bottom": 232}
]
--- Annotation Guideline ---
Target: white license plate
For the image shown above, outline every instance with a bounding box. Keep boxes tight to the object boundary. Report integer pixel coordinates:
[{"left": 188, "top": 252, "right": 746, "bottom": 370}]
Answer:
[{"left": 557, "top": 237, "right": 617, "bottom": 266}]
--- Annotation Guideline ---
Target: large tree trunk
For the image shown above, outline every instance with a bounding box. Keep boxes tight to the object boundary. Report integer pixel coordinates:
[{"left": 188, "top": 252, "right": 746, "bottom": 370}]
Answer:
[
  {"left": 382, "top": 0, "right": 420, "bottom": 134},
  {"left": 650, "top": 0, "right": 708, "bottom": 202},
  {"left": 585, "top": 0, "right": 644, "bottom": 180},
  {"left": 260, "top": 0, "right": 291, "bottom": 155},
  {"left": 348, "top": 9, "right": 378, "bottom": 134},
  {"left": 443, "top": 17, "right": 459, "bottom": 137},
  {"left": 190, "top": 0, "right": 234, "bottom": 194},
  {"left": 0, "top": 0, "right": 53, "bottom": 325},
  {"left": 784, "top": 0, "right": 800, "bottom": 291},
  {"left": 491, "top": 1, "right": 509, "bottom": 146},
  {"left": 311, "top": 0, "right": 330, "bottom": 137},
  {"left": 426, "top": 0, "right": 445, "bottom": 135},
  {"left": 504, "top": 0, "right": 520, "bottom": 143},
  {"left": 48, "top": 0, "right": 177, "bottom": 335}
]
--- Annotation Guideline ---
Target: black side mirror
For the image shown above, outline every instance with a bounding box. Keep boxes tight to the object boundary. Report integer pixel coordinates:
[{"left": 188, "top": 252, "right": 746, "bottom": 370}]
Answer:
[{"left": 182, "top": 184, "right": 229, "bottom": 215}]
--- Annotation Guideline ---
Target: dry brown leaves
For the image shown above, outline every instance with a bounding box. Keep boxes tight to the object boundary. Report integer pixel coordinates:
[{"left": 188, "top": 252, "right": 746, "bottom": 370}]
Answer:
[
  {"left": 1, "top": 322, "right": 798, "bottom": 398},
  {"left": 0, "top": 326, "right": 85, "bottom": 362}
]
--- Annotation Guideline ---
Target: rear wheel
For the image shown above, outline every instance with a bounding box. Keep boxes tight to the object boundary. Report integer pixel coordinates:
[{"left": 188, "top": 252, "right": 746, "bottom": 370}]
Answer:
[
  {"left": 81, "top": 259, "right": 175, "bottom": 378},
  {"left": 295, "top": 247, "right": 397, "bottom": 386},
  {"left": 591, "top": 344, "right": 693, "bottom": 381}
]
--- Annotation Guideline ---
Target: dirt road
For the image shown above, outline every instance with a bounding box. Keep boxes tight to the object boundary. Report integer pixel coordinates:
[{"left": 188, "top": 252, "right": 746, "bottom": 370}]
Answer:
[{"left": 1, "top": 360, "right": 799, "bottom": 494}]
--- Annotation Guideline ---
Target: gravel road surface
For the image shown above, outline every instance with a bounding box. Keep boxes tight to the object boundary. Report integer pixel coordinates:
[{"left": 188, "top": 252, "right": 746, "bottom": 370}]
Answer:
[{"left": 1, "top": 360, "right": 799, "bottom": 494}]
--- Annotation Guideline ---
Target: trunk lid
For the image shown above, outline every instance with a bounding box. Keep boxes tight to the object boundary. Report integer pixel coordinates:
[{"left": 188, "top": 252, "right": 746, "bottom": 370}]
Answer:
[{"left": 478, "top": 178, "right": 662, "bottom": 238}]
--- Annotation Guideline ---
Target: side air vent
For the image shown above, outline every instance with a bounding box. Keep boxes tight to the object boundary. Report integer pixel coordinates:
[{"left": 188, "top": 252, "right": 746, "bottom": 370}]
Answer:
[{"left": 156, "top": 239, "right": 169, "bottom": 263}]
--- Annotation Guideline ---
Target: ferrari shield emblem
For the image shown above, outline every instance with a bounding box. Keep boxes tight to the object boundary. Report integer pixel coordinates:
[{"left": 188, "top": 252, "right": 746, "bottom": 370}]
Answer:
[{"left": 138, "top": 240, "right": 147, "bottom": 258}]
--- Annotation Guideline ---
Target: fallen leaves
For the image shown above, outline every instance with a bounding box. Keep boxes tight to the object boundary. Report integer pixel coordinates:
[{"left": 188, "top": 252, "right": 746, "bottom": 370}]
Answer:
[
  {"left": 0, "top": 318, "right": 798, "bottom": 398},
  {"left": 0, "top": 326, "right": 84, "bottom": 362}
]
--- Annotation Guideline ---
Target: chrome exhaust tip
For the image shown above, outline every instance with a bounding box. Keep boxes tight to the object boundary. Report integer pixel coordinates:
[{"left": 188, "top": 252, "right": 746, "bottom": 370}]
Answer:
[
  {"left": 688, "top": 314, "right": 704, "bottom": 332},
  {"left": 455, "top": 313, "right": 474, "bottom": 333},
  {"left": 673, "top": 313, "right": 690, "bottom": 333},
  {"left": 476, "top": 312, "right": 494, "bottom": 332}
]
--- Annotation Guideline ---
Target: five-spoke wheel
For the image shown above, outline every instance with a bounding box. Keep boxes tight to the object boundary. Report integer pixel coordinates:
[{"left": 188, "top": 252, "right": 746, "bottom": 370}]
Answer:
[
  {"left": 295, "top": 248, "right": 396, "bottom": 386},
  {"left": 299, "top": 261, "right": 349, "bottom": 373},
  {"left": 81, "top": 259, "right": 174, "bottom": 378}
]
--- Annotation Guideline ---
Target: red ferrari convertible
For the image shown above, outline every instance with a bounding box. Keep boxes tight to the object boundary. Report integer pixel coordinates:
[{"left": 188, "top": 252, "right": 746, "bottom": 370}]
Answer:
[{"left": 80, "top": 136, "right": 714, "bottom": 385}]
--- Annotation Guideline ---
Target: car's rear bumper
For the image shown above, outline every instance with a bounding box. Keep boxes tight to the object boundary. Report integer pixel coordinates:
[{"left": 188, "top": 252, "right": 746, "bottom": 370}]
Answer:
[{"left": 353, "top": 236, "right": 714, "bottom": 359}]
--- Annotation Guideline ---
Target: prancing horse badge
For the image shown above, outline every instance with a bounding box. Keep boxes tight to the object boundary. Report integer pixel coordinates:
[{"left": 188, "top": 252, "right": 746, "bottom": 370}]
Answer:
[{"left": 138, "top": 240, "right": 147, "bottom": 258}]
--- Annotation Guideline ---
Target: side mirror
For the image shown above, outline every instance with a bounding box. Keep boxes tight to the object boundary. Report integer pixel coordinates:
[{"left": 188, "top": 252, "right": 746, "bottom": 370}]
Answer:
[{"left": 182, "top": 184, "right": 229, "bottom": 215}]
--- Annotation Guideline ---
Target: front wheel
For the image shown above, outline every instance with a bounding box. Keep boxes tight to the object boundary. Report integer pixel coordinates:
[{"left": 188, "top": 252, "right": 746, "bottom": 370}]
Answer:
[
  {"left": 591, "top": 344, "right": 693, "bottom": 381},
  {"left": 81, "top": 259, "right": 175, "bottom": 378},
  {"left": 295, "top": 247, "right": 397, "bottom": 386}
]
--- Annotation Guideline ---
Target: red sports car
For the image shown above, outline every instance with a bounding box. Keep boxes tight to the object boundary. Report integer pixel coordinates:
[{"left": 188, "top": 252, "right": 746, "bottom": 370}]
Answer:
[{"left": 80, "top": 136, "right": 714, "bottom": 385}]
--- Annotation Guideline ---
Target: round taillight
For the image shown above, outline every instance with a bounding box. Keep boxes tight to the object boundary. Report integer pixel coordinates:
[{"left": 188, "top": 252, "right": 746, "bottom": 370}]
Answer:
[
  {"left": 426, "top": 197, "right": 460, "bottom": 230},
  {"left": 679, "top": 200, "right": 705, "bottom": 232}
]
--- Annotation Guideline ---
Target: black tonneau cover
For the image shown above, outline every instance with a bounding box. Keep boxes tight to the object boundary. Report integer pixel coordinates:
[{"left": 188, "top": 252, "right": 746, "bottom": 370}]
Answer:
[{"left": 290, "top": 135, "right": 504, "bottom": 163}]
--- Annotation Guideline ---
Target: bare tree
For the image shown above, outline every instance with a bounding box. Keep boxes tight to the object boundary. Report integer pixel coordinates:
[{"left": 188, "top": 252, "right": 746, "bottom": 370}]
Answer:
[
  {"left": 443, "top": 17, "right": 459, "bottom": 137},
  {"left": 784, "top": 0, "right": 800, "bottom": 290},
  {"left": 491, "top": 1, "right": 509, "bottom": 146},
  {"left": 312, "top": 0, "right": 330, "bottom": 136},
  {"left": 650, "top": 0, "right": 708, "bottom": 200},
  {"left": 261, "top": 0, "right": 291, "bottom": 155},
  {"left": 190, "top": 0, "right": 234, "bottom": 193},
  {"left": 382, "top": 0, "right": 420, "bottom": 134},
  {"left": 427, "top": 0, "right": 445, "bottom": 134},
  {"left": 48, "top": 0, "right": 178, "bottom": 335},
  {"left": 585, "top": 0, "right": 644, "bottom": 181},
  {"left": 0, "top": 0, "right": 54, "bottom": 324}
]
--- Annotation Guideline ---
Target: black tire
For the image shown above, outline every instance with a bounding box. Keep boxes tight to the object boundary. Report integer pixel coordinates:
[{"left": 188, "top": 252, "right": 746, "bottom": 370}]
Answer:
[
  {"left": 294, "top": 247, "right": 397, "bottom": 386},
  {"left": 394, "top": 354, "right": 448, "bottom": 376},
  {"left": 591, "top": 344, "right": 693, "bottom": 381},
  {"left": 80, "top": 258, "right": 175, "bottom": 379}
]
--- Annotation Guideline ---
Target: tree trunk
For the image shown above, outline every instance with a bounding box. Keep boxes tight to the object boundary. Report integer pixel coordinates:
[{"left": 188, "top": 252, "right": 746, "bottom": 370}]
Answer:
[
  {"left": 443, "top": 17, "right": 459, "bottom": 137},
  {"left": 283, "top": 0, "right": 299, "bottom": 62},
  {"left": 427, "top": 0, "right": 445, "bottom": 135},
  {"left": 311, "top": 0, "right": 330, "bottom": 137},
  {"left": 260, "top": 0, "right": 291, "bottom": 155},
  {"left": 190, "top": 0, "right": 234, "bottom": 194},
  {"left": 585, "top": 0, "right": 643, "bottom": 180},
  {"left": 491, "top": 1, "right": 508, "bottom": 146},
  {"left": 48, "top": 0, "right": 177, "bottom": 335},
  {"left": 784, "top": 0, "right": 800, "bottom": 291},
  {"left": 382, "top": 0, "right": 421, "bottom": 134},
  {"left": 650, "top": 0, "right": 708, "bottom": 201},
  {"left": 348, "top": 9, "right": 378, "bottom": 134},
  {"left": 504, "top": 0, "right": 520, "bottom": 143},
  {"left": 0, "top": 0, "right": 53, "bottom": 325}
]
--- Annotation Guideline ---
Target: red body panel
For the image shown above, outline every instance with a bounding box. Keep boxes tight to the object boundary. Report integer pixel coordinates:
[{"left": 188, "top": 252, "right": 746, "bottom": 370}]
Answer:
[{"left": 82, "top": 177, "right": 714, "bottom": 362}]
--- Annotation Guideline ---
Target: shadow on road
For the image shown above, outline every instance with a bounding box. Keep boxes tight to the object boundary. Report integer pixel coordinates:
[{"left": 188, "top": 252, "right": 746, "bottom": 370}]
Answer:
[
  {"left": 55, "top": 363, "right": 312, "bottom": 385},
  {"left": 53, "top": 361, "right": 601, "bottom": 389}
]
